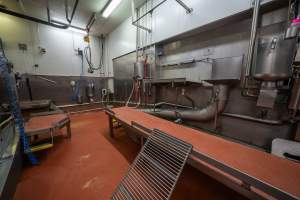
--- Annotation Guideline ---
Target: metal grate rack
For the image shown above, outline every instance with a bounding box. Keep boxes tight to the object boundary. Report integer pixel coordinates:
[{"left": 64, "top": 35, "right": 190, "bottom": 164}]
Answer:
[{"left": 111, "top": 129, "right": 193, "bottom": 200}]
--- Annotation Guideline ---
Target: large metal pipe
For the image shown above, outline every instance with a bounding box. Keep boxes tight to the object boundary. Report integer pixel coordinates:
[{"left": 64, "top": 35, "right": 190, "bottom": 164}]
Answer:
[
  {"left": 153, "top": 102, "right": 193, "bottom": 110},
  {"left": 147, "top": 84, "right": 229, "bottom": 121},
  {"left": 245, "top": 0, "right": 261, "bottom": 77}
]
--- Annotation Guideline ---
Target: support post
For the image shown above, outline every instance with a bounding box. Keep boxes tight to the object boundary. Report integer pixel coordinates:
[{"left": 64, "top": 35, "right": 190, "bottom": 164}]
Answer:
[{"left": 66, "top": 121, "right": 72, "bottom": 138}]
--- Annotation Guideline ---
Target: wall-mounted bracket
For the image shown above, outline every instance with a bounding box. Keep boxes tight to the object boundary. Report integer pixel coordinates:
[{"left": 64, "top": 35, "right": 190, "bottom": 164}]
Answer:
[{"left": 131, "top": 0, "right": 192, "bottom": 33}]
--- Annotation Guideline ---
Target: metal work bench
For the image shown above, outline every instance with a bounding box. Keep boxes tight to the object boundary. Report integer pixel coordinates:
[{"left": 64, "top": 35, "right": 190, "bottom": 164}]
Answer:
[
  {"left": 106, "top": 107, "right": 300, "bottom": 200},
  {"left": 25, "top": 113, "right": 71, "bottom": 152}
]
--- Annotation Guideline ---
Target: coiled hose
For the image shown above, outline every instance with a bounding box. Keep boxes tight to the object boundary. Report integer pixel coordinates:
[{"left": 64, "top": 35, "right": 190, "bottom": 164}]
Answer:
[{"left": 0, "top": 53, "right": 38, "bottom": 165}]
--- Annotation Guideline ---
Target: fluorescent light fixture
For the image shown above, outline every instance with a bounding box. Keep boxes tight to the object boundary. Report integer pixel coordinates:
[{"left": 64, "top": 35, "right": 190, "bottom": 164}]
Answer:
[
  {"left": 68, "top": 27, "right": 87, "bottom": 35},
  {"left": 102, "top": 0, "right": 122, "bottom": 18}
]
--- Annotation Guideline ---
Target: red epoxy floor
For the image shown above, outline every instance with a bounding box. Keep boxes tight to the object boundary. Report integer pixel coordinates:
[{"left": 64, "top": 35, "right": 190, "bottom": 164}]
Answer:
[{"left": 14, "top": 111, "right": 246, "bottom": 200}]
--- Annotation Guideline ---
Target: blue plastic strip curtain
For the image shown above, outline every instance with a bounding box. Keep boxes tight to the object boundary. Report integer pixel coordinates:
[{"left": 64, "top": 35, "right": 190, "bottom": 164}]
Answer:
[{"left": 0, "top": 49, "right": 38, "bottom": 165}]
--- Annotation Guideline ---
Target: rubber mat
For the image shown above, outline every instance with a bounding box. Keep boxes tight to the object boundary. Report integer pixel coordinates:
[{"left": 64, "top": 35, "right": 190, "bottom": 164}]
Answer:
[{"left": 111, "top": 129, "right": 192, "bottom": 200}]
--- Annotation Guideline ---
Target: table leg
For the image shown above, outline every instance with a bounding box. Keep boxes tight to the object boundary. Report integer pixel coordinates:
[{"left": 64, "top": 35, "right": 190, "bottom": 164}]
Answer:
[
  {"left": 66, "top": 121, "right": 71, "bottom": 138},
  {"left": 108, "top": 115, "right": 114, "bottom": 138}
]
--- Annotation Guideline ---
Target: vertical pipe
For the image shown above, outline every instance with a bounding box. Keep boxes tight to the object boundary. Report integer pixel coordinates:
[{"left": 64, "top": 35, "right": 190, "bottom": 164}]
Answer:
[
  {"left": 26, "top": 77, "right": 33, "bottom": 101},
  {"left": 245, "top": 0, "right": 261, "bottom": 77},
  {"left": 46, "top": 0, "right": 51, "bottom": 22},
  {"left": 136, "top": 10, "right": 139, "bottom": 62},
  {"left": 131, "top": 0, "right": 138, "bottom": 61}
]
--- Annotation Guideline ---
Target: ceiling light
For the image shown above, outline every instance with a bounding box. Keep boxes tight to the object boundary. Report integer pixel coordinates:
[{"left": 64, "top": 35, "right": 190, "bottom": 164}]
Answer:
[
  {"left": 102, "top": 0, "right": 122, "bottom": 18},
  {"left": 68, "top": 27, "right": 87, "bottom": 35}
]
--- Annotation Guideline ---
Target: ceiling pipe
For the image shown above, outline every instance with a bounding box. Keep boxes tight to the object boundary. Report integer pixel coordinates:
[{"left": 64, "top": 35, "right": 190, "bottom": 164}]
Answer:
[
  {"left": 86, "top": 13, "right": 96, "bottom": 32},
  {"left": 0, "top": 1, "right": 87, "bottom": 31},
  {"left": 146, "top": 84, "right": 229, "bottom": 122},
  {"left": 50, "top": 20, "right": 86, "bottom": 31},
  {"left": 0, "top": 7, "right": 69, "bottom": 29},
  {"left": 65, "top": 0, "right": 79, "bottom": 24}
]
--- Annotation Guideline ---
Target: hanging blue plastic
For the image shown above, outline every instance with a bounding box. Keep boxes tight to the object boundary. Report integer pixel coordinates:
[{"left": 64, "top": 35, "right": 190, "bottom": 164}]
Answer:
[{"left": 0, "top": 49, "right": 38, "bottom": 165}]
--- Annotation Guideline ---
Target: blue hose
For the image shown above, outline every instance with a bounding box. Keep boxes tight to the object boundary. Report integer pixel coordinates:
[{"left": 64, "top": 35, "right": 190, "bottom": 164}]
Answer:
[{"left": 0, "top": 54, "right": 38, "bottom": 165}]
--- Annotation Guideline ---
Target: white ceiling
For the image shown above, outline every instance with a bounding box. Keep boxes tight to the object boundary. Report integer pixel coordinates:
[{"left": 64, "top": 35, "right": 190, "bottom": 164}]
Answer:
[{"left": 0, "top": 0, "right": 133, "bottom": 35}]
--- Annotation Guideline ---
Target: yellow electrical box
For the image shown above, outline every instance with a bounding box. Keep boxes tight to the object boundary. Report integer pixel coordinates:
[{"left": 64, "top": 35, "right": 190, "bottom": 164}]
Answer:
[{"left": 84, "top": 35, "right": 90, "bottom": 43}]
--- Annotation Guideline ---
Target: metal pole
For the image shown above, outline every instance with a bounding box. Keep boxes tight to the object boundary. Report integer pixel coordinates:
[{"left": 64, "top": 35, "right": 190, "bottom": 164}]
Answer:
[
  {"left": 245, "top": 0, "right": 261, "bottom": 77},
  {"left": 175, "top": 0, "right": 193, "bottom": 13},
  {"left": 65, "top": 0, "right": 79, "bottom": 24}
]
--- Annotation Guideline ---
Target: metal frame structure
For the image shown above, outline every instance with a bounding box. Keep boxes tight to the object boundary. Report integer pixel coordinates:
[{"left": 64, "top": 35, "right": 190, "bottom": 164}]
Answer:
[
  {"left": 0, "top": 0, "right": 92, "bottom": 32},
  {"left": 131, "top": 0, "right": 193, "bottom": 33}
]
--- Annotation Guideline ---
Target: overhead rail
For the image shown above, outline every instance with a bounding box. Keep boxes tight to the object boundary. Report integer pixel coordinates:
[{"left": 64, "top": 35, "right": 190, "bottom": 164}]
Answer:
[
  {"left": 0, "top": 0, "right": 93, "bottom": 32},
  {"left": 0, "top": 6, "right": 69, "bottom": 29},
  {"left": 65, "top": 0, "right": 79, "bottom": 24},
  {"left": 131, "top": 0, "right": 193, "bottom": 32}
]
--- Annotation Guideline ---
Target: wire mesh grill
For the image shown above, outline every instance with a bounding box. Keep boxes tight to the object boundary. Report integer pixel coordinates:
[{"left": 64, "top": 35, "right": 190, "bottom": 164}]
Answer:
[{"left": 111, "top": 129, "right": 193, "bottom": 200}]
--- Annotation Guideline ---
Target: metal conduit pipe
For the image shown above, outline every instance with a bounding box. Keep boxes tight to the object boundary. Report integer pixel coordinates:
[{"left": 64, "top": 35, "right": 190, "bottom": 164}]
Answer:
[
  {"left": 244, "top": 0, "right": 260, "bottom": 78},
  {"left": 153, "top": 102, "right": 194, "bottom": 111},
  {"left": 222, "top": 112, "right": 284, "bottom": 125},
  {"left": 147, "top": 84, "right": 229, "bottom": 121},
  {"left": 65, "top": 0, "right": 79, "bottom": 24},
  {"left": 0, "top": 7, "right": 69, "bottom": 29}
]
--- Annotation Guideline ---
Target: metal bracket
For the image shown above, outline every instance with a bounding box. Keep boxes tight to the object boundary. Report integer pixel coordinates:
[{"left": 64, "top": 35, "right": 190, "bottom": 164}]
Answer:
[{"left": 132, "top": 22, "right": 152, "bottom": 33}]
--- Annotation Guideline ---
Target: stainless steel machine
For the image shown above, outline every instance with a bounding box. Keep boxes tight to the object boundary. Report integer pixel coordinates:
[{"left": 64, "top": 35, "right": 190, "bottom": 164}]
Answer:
[
  {"left": 254, "top": 36, "right": 297, "bottom": 108},
  {"left": 113, "top": 0, "right": 300, "bottom": 153}
]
